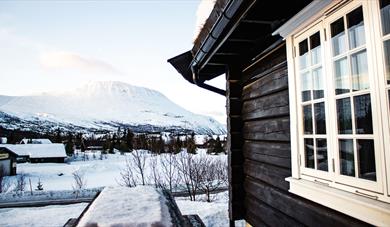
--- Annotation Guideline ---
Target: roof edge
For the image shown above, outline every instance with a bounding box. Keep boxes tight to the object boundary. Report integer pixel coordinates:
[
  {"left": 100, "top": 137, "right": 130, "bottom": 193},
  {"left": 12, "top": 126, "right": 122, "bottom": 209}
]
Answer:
[{"left": 272, "top": 0, "right": 334, "bottom": 38}]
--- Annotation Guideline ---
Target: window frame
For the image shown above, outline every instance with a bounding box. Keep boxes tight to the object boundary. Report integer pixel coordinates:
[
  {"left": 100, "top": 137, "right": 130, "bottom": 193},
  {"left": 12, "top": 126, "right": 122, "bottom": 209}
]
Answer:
[{"left": 288, "top": 0, "right": 389, "bottom": 203}]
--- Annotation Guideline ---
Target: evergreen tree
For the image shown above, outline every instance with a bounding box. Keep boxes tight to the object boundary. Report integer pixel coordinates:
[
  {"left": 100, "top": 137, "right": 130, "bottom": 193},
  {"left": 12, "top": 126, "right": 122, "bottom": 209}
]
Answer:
[
  {"left": 55, "top": 128, "right": 62, "bottom": 143},
  {"left": 65, "top": 133, "right": 75, "bottom": 156},
  {"left": 174, "top": 135, "right": 182, "bottom": 154},
  {"left": 109, "top": 134, "right": 115, "bottom": 154},
  {"left": 126, "top": 129, "right": 134, "bottom": 151},
  {"left": 36, "top": 178, "right": 43, "bottom": 191},
  {"left": 157, "top": 135, "right": 165, "bottom": 153},
  {"left": 186, "top": 132, "right": 197, "bottom": 154},
  {"left": 213, "top": 137, "right": 224, "bottom": 154}
]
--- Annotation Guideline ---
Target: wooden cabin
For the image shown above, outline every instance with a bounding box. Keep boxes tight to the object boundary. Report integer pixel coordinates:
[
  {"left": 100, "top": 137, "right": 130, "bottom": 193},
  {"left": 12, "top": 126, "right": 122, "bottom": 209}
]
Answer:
[
  {"left": 169, "top": 0, "right": 390, "bottom": 226},
  {"left": 0, "top": 147, "right": 17, "bottom": 176},
  {"left": 1, "top": 144, "right": 67, "bottom": 163}
]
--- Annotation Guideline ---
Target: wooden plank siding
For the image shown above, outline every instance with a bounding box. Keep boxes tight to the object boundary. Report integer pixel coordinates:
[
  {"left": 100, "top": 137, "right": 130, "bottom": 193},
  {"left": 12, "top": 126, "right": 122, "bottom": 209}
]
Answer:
[{"left": 237, "top": 43, "right": 370, "bottom": 226}]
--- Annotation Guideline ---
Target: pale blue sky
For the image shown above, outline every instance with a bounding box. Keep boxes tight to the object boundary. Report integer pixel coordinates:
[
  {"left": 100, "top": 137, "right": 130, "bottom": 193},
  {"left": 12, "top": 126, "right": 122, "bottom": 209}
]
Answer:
[{"left": 0, "top": 0, "right": 226, "bottom": 123}]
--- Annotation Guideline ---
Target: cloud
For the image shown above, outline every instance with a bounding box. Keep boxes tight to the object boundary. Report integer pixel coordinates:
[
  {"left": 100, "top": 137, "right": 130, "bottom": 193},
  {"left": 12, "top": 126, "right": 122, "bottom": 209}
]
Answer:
[
  {"left": 193, "top": 0, "right": 217, "bottom": 41},
  {"left": 40, "top": 51, "right": 124, "bottom": 75}
]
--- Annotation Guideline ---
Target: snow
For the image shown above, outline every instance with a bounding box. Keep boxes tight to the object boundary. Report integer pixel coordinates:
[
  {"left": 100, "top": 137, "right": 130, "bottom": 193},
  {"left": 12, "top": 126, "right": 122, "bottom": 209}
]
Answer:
[
  {"left": 77, "top": 186, "right": 172, "bottom": 227},
  {"left": 0, "top": 81, "right": 226, "bottom": 134},
  {"left": 0, "top": 144, "right": 66, "bottom": 158},
  {"left": 20, "top": 138, "right": 52, "bottom": 144},
  {"left": 0, "top": 203, "right": 88, "bottom": 227},
  {"left": 1, "top": 150, "right": 231, "bottom": 226}
]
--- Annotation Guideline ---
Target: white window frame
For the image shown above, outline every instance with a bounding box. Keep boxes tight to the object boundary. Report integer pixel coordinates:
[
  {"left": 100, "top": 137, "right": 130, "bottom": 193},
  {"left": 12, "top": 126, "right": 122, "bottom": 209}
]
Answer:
[{"left": 286, "top": 0, "right": 390, "bottom": 225}]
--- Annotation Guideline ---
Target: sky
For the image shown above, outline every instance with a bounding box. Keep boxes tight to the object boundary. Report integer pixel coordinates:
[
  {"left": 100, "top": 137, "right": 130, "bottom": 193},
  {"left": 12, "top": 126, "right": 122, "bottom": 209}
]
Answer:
[{"left": 0, "top": 0, "right": 227, "bottom": 124}]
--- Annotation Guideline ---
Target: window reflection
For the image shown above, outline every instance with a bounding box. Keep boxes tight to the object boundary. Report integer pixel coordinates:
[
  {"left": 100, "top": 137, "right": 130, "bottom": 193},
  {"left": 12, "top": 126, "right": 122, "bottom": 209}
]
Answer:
[
  {"left": 331, "top": 18, "right": 346, "bottom": 56},
  {"left": 339, "top": 139, "right": 355, "bottom": 177},
  {"left": 305, "top": 139, "right": 314, "bottom": 169},
  {"left": 337, "top": 98, "right": 352, "bottom": 134},
  {"left": 301, "top": 72, "right": 312, "bottom": 101},
  {"left": 351, "top": 50, "right": 369, "bottom": 91},
  {"left": 384, "top": 40, "right": 390, "bottom": 84},
  {"left": 347, "top": 7, "right": 365, "bottom": 49},
  {"left": 299, "top": 40, "right": 309, "bottom": 69},
  {"left": 354, "top": 94, "right": 373, "bottom": 134},
  {"left": 380, "top": 0, "right": 390, "bottom": 36},
  {"left": 313, "top": 67, "right": 324, "bottom": 99},
  {"left": 310, "top": 32, "right": 321, "bottom": 65},
  {"left": 303, "top": 105, "right": 313, "bottom": 134},
  {"left": 357, "top": 139, "right": 376, "bottom": 181},
  {"left": 316, "top": 139, "right": 328, "bottom": 171},
  {"left": 334, "top": 57, "right": 349, "bottom": 94},
  {"left": 314, "top": 102, "right": 326, "bottom": 134}
]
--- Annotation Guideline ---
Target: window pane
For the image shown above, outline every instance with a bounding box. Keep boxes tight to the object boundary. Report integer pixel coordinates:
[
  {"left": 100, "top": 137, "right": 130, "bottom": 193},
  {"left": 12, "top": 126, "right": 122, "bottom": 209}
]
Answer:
[
  {"left": 334, "top": 57, "right": 349, "bottom": 94},
  {"left": 303, "top": 105, "right": 313, "bottom": 134},
  {"left": 351, "top": 50, "right": 369, "bottom": 91},
  {"left": 331, "top": 18, "right": 346, "bottom": 56},
  {"left": 314, "top": 102, "right": 326, "bottom": 134},
  {"left": 313, "top": 67, "right": 324, "bottom": 99},
  {"left": 357, "top": 139, "right": 376, "bottom": 181},
  {"left": 339, "top": 139, "right": 355, "bottom": 177},
  {"left": 354, "top": 94, "right": 373, "bottom": 134},
  {"left": 347, "top": 7, "right": 365, "bottom": 49},
  {"left": 384, "top": 40, "right": 390, "bottom": 84},
  {"left": 310, "top": 32, "right": 321, "bottom": 65},
  {"left": 337, "top": 98, "right": 352, "bottom": 134},
  {"left": 299, "top": 39, "right": 309, "bottom": 69},
  {"left": 305, "top": 138, "right": 314, "bottom": 169},
  {"left": 380, "top": 0, "right": 390, "bottom": 36},
  {"left": 301, "top": 71, "right": 312, "bottom": 102},
  {"left": 316, "top": 139, "right": 328, "bottom": 172}
]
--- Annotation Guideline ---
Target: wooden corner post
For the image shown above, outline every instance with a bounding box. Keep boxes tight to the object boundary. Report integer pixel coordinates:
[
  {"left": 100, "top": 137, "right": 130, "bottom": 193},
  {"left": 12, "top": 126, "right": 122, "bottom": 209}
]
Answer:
[{"left": 226, "top": 65, "right": 245, "bottom": 224}]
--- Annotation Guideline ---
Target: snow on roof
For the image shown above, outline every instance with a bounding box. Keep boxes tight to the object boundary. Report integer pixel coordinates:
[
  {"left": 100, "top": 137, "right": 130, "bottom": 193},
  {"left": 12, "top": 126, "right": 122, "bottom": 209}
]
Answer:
[
  {"left": 0, "top": 137, "right": 7, "bottom": 144},
  {"left": 77, "top": 186, "right": 172, "bottom": 227},
  {"left": 0, "top": 144, "right": 66, "bottom": 158},
  {"left": 20, "top": 138, "right": 52, "bottom": 144}
]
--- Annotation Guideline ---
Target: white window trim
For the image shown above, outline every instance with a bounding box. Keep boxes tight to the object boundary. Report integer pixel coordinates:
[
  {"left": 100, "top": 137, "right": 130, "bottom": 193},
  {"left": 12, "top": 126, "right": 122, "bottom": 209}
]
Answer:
[
  {"left": 285, "top": 0, "right": 390, "bottom": 224},
  {"left": 287, "top": 177, "right": 390, "bottom": 226}
]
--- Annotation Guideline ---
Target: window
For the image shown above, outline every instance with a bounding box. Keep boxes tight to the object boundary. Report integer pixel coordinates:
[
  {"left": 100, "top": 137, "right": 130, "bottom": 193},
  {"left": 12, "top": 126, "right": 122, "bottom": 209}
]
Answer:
[{"left": 291, "top": 0, "right": 389, "bottom": 202}]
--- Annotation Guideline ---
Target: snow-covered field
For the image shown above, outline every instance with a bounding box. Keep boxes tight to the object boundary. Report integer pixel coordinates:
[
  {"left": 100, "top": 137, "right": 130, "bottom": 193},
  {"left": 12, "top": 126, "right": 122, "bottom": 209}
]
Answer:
[
  {"left": 0, "top": 203, "right": 88, "bottom": 227},
  {"left": 0, "top": 149, "right": 232, "bottom": 227}
]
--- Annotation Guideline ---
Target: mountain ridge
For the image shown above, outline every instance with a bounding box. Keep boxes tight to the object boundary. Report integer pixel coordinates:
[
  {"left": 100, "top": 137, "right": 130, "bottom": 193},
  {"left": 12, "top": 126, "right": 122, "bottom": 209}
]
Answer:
[{"left": 0, "top": 81, "right": 226, "bottom": 134}]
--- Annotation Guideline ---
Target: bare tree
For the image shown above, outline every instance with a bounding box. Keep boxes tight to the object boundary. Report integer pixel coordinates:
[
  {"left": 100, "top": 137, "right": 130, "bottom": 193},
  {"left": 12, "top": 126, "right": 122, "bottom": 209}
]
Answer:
[
  {"left": 119, "top": 158, "right": 137, "bottom": 187},
  {"left": 175, "top": 152, "right": 202, "bottom": 201},
  {"left": 72, "top": 170, "right": 87, "bottom": 192},
  {"left": 0, "top": 164, "right": 10, "bottom": 193},
  {"left": 160, "top": 152, "right": 178, "bottom": 193},
  {"left": 14, "top": 172, "right": 26, "bottom": 195},
  {"left": 198, "top": 157, "right": 228, "bottom": 202},
  {"left": 131, "top": 150, "right": 146, "bottom": 185},
  {"left": 148, "top": 155, "right": 163, "bottom": 188}
]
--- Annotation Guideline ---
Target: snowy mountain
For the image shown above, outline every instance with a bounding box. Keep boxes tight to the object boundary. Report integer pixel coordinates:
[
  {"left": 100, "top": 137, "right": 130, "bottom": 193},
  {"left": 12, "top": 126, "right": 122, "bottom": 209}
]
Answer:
[{"left": 0, "top": 81, "right": 226, "bottom": 134}]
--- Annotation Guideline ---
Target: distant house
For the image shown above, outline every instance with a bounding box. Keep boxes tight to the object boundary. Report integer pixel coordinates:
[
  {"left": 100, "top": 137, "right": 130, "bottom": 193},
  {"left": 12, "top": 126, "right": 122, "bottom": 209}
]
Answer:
[
  {"left": 0, "top": 137, "right": 7, "bottom": 144},
  {"left": 0, "top": 147, "right": 17, "bottom": 176},
  {"left": 0, "top": 144, "right": 67, "bottom": 163},
  {"left": 20, "top": 138, "right": 52, "bottom": 144}
]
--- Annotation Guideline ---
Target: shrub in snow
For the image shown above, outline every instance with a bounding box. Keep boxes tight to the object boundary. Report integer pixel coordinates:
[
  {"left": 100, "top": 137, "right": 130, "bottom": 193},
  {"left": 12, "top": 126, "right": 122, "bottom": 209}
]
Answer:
[
  {"left": 72, "top": 170, "right": 87, "bottom": 196},
  {"left": 36, "top": 178, "right": 43, "bottom": 191},
  {"left": 14, "top": 173, "right": 27, "bottom": 195},
  {"left": 119, "top": 158, "right": 137, "bottom": 188}
]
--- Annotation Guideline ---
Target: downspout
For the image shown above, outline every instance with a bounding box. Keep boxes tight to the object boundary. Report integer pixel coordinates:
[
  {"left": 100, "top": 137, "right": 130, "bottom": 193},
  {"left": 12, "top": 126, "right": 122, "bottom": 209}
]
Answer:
[{"left": 191, "top": 64, "right": 226, "bottom": 96}]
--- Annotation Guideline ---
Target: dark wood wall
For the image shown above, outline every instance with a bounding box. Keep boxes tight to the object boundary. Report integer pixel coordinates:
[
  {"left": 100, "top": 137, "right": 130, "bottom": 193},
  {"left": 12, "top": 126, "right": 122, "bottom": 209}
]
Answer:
[{"left": 228, "top": 42, "right": 371, "bottom": 227}]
